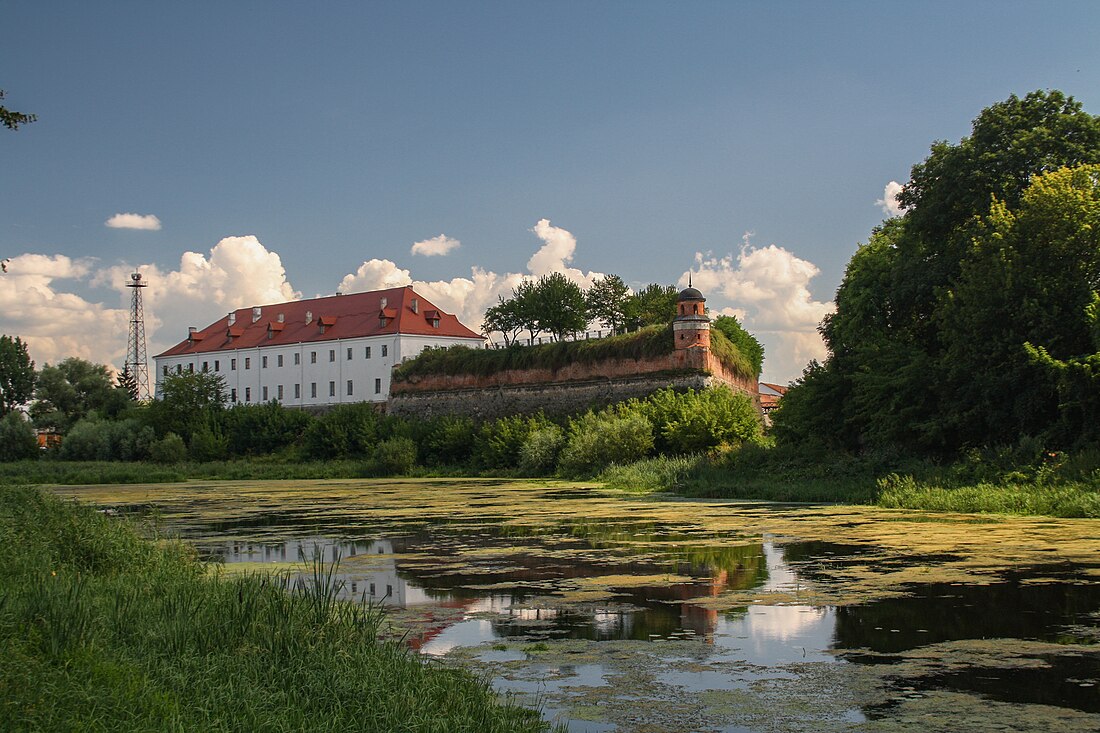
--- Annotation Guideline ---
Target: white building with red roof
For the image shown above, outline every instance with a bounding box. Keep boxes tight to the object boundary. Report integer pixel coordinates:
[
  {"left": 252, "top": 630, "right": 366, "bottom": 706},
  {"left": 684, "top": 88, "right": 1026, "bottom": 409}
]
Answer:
[{"left": 154, "top": 286, "right": 484, "bottom": 407}]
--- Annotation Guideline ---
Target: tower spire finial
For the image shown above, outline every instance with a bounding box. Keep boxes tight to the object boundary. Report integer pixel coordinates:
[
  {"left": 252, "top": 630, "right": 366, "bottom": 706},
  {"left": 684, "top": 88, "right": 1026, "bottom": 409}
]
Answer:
[{"left": 689, "top": 272, "right": 692, "bottom": 288}]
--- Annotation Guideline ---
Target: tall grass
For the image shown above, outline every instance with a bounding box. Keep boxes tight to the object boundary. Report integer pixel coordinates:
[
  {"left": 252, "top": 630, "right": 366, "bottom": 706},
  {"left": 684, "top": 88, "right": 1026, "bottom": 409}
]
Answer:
[{"left": 0, "top": 486, "right": 552, "bottom": 732}]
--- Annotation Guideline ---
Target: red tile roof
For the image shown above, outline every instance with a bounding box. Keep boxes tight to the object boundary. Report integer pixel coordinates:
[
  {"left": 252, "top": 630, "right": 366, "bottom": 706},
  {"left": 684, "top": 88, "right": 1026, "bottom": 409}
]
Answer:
[
  {"left": 155, "top": 286, "right": 483, "bottom": 358},
  {"left": 760, "top": 382, "right": 789, "bottom": 396}
]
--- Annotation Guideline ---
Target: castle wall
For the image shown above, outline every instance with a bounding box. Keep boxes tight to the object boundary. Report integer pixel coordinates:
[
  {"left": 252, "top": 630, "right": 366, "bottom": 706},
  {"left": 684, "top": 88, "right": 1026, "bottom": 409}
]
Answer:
[{"left": 387, "top": 348, "right": 759, "bottom": 419}]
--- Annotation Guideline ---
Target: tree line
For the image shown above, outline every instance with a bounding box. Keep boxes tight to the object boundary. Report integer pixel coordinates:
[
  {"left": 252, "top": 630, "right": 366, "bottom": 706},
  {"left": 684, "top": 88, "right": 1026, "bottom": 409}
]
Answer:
[{"left": 775, "top": 90, "right": 1100, "bottom": 454}]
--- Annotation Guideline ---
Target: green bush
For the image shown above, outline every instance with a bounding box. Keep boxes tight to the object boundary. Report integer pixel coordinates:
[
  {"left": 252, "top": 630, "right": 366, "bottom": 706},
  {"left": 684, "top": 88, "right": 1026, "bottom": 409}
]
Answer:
[
  {"left": 517, "top": 425, "right": 565, "bottom": 475},
  {"left": 149, "top": 432, "right": 187, "bottom": 464},
  {"left": 371, "top": 437, "right": 418, "bottom": 476},
  {"left": 474, "top": 414, "right": 552, "bottom": 470},
  {"left": 189, "top": 424, "right": 229, "bottom": 461},
  {"left": 558, "top": 412, "right": 654, "bottom": 477},
  {"left": 0, "top": 412, "right": 38, "bottom": 462},
  {"left": 222, "top": 401, "right": 312, "bottom": 456},
  {"left": 641, "top": 386, "right": 761, "bottom": 454},
  {"left": 59, "top": 417, "right": 156, "bottom": 462},
  {"left": 301, "top": 403, "right": 380, "bottom": 459},
  {"left": 418, "top": 416, "right": 478, "bottom": 467}
]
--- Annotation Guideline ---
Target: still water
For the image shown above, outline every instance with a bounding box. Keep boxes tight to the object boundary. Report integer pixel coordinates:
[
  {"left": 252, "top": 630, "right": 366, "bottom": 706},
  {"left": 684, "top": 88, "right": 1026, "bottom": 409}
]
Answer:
[{"left": 56, "top": 479, "right": 1100, "bottom": 732}]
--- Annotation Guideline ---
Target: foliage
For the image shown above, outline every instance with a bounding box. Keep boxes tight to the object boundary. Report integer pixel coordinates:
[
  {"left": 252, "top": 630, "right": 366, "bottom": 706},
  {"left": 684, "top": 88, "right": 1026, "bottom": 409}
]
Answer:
[
  {"left": 585, "top": 275, "right": 631, "bottom": 334},
  {"left": 300, "top": 403, "right": 381, "bottom": 459},
  {"left": 222, "top": 401, "right": 312, "bottom": 456},
  {"left": 418, "top": 416, "right": 478, "bottom": 467},
  {"left": 474, "top": 414, "right": 552, "bottom": 470},
  {"left": 517, "top": 424, "right": 566, "bottom": 475},
  {"left": 59, "top": 417, "right": 156, "bottom": 461},
  {"left": 557, "top": 412, "right": 654, "bottom": 476},
  {"left": 636, "top": 386, "right": 761, "bottom": 454},
  {"left": 482, "top": 295, "right": 526, "bottom": 346},
  {"left": 532, "top": 272, "right": 588, "bottom": 341},
  {"left": 144, "top": 370, "right": 227, "bottom": 444},
  {"left": 0, "top": 486, "right": 551, "bottom": 731},
  {"left": 116, "top": 367, "right": 140, "bottom": 401},
  {"left": 149, "top": 432, "right": 187, "bottom": 463},
  {"left": 188, "top": 423, "right": 229, "bottom": 461},
  {"left": 712, "top": 315, "right": 764, "bottom": 377},
  {"left": 0, "top": 334, "right": 35, "bottom": 416},
  {"left": 624, "top": 284, "right": 679, "bottom": 330},
  {"left": 31, "top": 357, "right": 133, "bottom": 432},
  {"left": 785, "top": 91, "right": 1100, "bottom": 455},
  {"left": 371, "top": 437, "right": 418, "bottom": 476},
  {"left": 0, "top": 89, "right": 36, "bottom": 130},
  {"left": 0, "top": 412, "right": 37, "bottom": 461}
]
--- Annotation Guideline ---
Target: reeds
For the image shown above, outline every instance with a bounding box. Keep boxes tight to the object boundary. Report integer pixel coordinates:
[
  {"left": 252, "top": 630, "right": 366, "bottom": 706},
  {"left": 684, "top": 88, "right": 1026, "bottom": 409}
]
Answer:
[{"left": 0, "top": 485, "right": 552, "bottom": 732}]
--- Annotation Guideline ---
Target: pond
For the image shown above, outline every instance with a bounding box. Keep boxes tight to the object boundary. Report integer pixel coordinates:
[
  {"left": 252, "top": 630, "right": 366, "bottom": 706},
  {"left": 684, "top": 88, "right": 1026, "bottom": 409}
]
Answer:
[{"left": 54, "top": 479, "right": 1100, "bottom": 732}]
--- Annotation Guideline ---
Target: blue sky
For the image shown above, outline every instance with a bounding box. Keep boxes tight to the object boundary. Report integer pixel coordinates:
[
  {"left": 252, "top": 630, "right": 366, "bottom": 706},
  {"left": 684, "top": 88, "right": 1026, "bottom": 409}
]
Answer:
[{"left": 3, "top": 2, "right": 1099, "bottom": 382}]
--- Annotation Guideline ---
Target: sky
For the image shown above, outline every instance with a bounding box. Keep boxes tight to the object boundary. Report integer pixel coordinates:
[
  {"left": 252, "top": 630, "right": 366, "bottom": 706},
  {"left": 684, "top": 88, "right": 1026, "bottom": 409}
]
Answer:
[{"left": 3, "top": 1, "right": 1099, "bottom": 384}]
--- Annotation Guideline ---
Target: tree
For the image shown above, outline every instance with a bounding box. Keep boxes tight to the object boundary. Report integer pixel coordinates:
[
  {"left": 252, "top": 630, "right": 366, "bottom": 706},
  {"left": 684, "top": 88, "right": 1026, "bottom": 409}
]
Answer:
[
  {"left": 31, "top": 358, "right": 133, "bottom": 432},
  {"left": 712, "top": 314, "right": 765, "bottom": 378},
  {"left": 482, "top": 296, "right": 525, "bottom": 346},
  {"left": 0, "top": 335, "right": 35, "bottom": 416},
  {"left": 782, "top": 90, "right": 1100, "bottom": 454},
  {"left": 585, "top": 275, "right": 631, "bottom": 334},
  {"left": 0, "top": 89, "right": 36, "bottom": 131},
  {"left": 624, "top": 284, "right": 678, "bottom": 330},
  {"left": 532, "top": 272, "right": 587, "bottom": 342},
  {"left": 117, "top": 367, "right": 140, "bottom": 402},
  {"left": 0, "top": 412, "right": 37, "bottom": 461},
  {"left": 143, "top": 370, "right": 227, "bottom": 444}
]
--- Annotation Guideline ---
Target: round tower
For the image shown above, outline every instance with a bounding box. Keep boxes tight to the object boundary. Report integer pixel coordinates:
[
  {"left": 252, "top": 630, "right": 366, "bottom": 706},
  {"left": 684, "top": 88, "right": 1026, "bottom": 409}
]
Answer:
[{"left": 673, "top": 284, "right": 710, "bottom": 349}]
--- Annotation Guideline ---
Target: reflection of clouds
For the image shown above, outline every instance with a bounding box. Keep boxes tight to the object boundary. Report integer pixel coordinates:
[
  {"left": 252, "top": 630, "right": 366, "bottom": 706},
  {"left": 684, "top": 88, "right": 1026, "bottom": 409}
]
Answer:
[
  {"left": 745, "top": 605, "right": 829, "bottom": 643},
  {"left": 761, "top": 541, "right": 800, "bottom": 593},
  {"left": 420, "top": 619, "right": 497, "bottom": 657}
]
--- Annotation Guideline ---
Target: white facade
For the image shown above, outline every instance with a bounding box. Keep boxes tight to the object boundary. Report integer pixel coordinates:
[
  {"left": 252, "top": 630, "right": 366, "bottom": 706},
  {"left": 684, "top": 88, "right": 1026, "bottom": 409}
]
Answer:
[{"left": 154, "top": 332, "right": 482, "bottom": 407}]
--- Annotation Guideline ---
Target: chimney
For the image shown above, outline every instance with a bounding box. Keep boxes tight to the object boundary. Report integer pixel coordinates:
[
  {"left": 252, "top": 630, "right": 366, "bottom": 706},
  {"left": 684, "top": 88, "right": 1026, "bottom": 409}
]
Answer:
[
  {"left": 228, "top": 312, "right": 236, "bottom": 326},
  {"left": 252, "top": 306, "right": 262, "bottom": 323},
  {"left": 305, "top": 310, "right": 313, "bottom": 324},
  {"left": 188, "top": 326, "right": 197, "bottom": 335},
  {"left": 277, "top": 313, "right": 285, "bottom": 323}
]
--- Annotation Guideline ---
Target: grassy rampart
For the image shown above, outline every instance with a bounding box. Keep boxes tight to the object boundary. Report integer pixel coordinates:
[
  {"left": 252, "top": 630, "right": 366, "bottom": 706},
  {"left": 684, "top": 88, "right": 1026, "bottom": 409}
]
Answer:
[
  {"left": 392, "top": 325, "right": 755, "bottom": 383},
  {"left": 0, "top": 485, "right": 550, "bottom": 732}
]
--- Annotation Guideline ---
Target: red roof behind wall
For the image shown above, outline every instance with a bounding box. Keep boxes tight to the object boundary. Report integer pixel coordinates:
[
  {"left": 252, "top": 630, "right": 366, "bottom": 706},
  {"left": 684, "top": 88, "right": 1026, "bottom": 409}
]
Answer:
[{"left": 155, "top": 286, "right": 483, "bottom": 358}]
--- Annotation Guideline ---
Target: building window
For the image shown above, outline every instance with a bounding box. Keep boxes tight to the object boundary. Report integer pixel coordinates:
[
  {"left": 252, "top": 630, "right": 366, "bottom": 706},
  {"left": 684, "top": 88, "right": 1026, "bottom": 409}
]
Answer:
[
  {"left": 329, "top": 349, "right": 335, "bottom": 363},
  {"left": 202, "top": 361, "right": 209, "bottom": 372},
  {"left": 262, "top": 355, "right": 268, "bottom": 368},
  {"left": 176, "top": 364, "right": 182, "bottom": 374},
  {"left": 294, "top": 383, "right": 300, "bottom": 399},
  {"left": 188, "top": 363, "right": 194, "bottom": 373},
  {"left": 347, "top": 380, "right": 353, "bottom": 396},
  {"left": 369, "top": 582, "right": 375, "bottom": 595},
  {"left": 310, "top": 383, "right": 317, "bottom": 398},
  {"left": 294, "top": 352, "right": 300, "bottom": 365},
  {"left": 374, "top": 378, "right": 382, "bottom": 394},
  {"left": 215, "top": 360, "right": 220, "bottom": 371},
  {"left": 245, "top": 357, "right": 251, "bottom": 369},
  {"left": 245, "top": 387, "right": 251, "bottom": 402},
  {"left": 262, "top": 386, "right": 268, "bottom": 401},
  {"left": 347, "top": 347, "right": 353, "bottom": 360},
  {"left": 277, "top": 354, "right": 284, "bottom": 367},
  {"left": 310, "top": 351, "right": 317, "bottom": 364},
  {"left": 365, "top": 346, "right": 371, "bottom": 359},
  {"left": 231, "top": 358, "right": 237, "bottom": 370},
  {"left": 329, "top": 381, "right": 336, "bottom": 397},
  {"left": 231, "top": 388, "right": 237, "bottom": 402},
  {"left": 162, "top": 365, "right": 169, "bottom": 376},
  {"left": 277, "top": 385, "right": 283, "bottom": 400},
  {"left": 381, "top": 345, "right": 388, "bottom": 358}
]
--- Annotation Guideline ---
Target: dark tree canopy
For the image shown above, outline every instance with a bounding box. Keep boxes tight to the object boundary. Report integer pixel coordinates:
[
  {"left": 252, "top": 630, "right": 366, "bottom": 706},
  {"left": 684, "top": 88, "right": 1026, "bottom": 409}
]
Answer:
[
  {"left": 778, "top": 90, "right": 1100, "bottom": 453},
  {"left": 585, "top": 275, "right": 631, "bottom": 334},
  {"left": 0, "top": 89, "right": 36, "bottom": 131},
  {"left": 624, "top": 284, "right": 679, "bottom": 330},
  {"left": 31, "top": 358, "right": 133, "bottom": 432},
  {"left": 0, "top": 335, "right": 35, "bottom": 416},
  {"left": 532, "top": 272, "right": 587, "bottom": 342}
]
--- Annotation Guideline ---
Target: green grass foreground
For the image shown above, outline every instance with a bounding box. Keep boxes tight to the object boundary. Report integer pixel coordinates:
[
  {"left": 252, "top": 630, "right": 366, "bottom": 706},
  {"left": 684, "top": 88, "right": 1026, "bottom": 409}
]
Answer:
[{"left": 0, "top": 485, "right": 551, "bottom": 732}]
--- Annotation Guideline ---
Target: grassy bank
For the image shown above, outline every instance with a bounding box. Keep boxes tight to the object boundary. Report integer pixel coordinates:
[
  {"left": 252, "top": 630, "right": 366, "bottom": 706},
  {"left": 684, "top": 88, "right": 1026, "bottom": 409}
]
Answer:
[
  {"left": 0, "top": 485, "right": 550, "bottom": 732},
  {"left": 598, "top": 444, "right": 1100, "bottom": 518}
]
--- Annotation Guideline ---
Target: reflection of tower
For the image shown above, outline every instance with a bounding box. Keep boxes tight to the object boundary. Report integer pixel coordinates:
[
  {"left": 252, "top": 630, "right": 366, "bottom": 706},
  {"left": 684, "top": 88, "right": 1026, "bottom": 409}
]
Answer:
[{"left": 125, "top": 272, "right": 151, "bottom": 400}]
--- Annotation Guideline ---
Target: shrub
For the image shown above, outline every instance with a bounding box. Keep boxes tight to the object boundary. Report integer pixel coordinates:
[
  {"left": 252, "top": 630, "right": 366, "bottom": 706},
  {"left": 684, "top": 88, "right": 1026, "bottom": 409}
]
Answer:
[
  {"left": 473, "top": 414, "right": 552, "bottom": 470},
  {"left": 558, "top": 412, "right": 654, "bottom": 476},
  {"left": 418, "top": 416, "right": 478, "bottom": 467},
  {"left": 222, "top": 402, "right": 312, "bottom": 456},
  {"left": 149, "top": 432, "right": 187, "bottom": 464},
  {"left": 517, "top": 424, "right": 565, "bottom": 475},
  {"left": 0, "top": 412, "right": 37, "bottom": 461},
  {"left": 301, "top": 403, "right": 380, "bottom": 459},
  {"left": 371, "top": 437, "right": 417, "bottom": 476},
  {"left": 189, "top": 424, "right": 228, "bottom": 461},
  {"left": 59, "top": 417, "right": 155, "bottom": 461},
  {"left": 636, "top": 386, "right": 762, "bottom": 454}
]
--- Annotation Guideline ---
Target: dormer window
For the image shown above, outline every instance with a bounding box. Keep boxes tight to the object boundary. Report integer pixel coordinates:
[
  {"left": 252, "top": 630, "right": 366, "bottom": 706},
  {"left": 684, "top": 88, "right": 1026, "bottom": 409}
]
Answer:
[{"left": 424, "top": 309, "right": 441, "bottom": 328}]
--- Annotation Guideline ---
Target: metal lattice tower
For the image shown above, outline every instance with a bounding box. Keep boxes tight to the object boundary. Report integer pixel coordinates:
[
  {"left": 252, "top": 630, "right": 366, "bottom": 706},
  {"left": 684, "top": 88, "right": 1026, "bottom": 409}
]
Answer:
[{"left": 125, "top": 272, "right": 151, "bottom": 400}]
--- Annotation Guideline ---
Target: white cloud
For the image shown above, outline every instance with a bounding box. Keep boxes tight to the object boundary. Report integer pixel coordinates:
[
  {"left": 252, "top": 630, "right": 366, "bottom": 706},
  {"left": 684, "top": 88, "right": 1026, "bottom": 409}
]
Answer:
[
  {"left": 0, "top": 254, "right": 129, "bottom": 367},
  {"left": 686, "top": 236, "right": 833, "bottom": 383},
  {"left": 105, "top": 212, "right": 162, "bottom": 230},
  {"left": 340, "top": 219, "right": 600, "bottom": 335},
  {"left": 876, "top": 181, "right": 905, "bottom": 217},
  {"left": 410, "top": 234, "right": 461, "bottom": 257}
]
